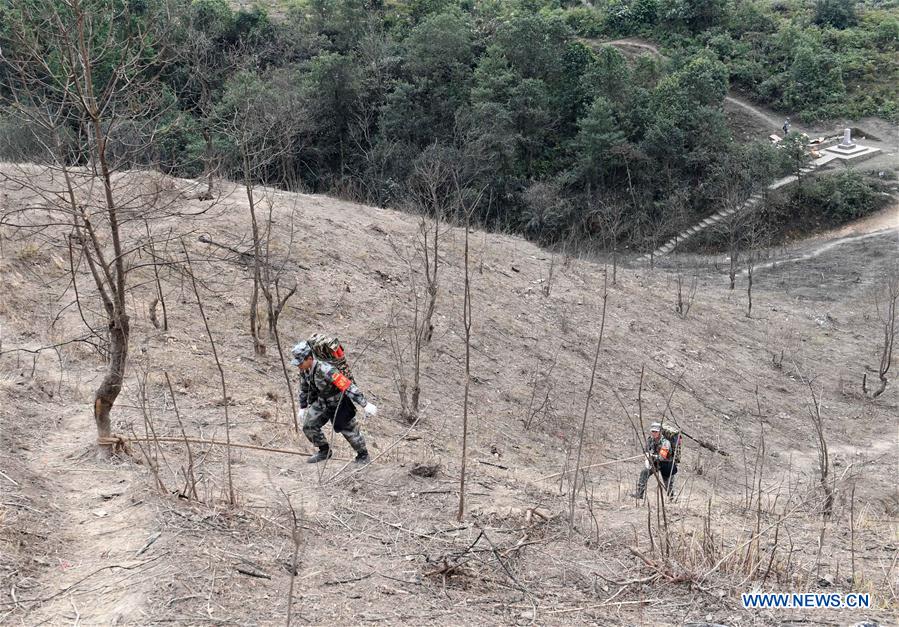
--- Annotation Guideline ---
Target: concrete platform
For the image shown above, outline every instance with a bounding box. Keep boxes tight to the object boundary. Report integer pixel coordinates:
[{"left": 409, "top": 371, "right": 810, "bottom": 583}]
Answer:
[{"left": 822, "top": 144, "right": 881, "bottom": 162}]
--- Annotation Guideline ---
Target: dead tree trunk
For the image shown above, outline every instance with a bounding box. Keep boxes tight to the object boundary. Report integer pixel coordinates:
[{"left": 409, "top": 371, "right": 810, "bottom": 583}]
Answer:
[
  {"left": 806, "top": 380, "right": 832, "bottom": 519},
  {"left": 863, "top": 272, "right": 897, "bottom": 398},
  {"left": 2, "top": 0, "right": 173, "bottom": 456},
  {"left": 569, "top": 272, "right": 608, "bottom": 534},
  {"left": 457, "top": 209, "right": 473, "bottom": 522},
  {"left": 243, "top": 150, "right": 266, "bottom": 356}
]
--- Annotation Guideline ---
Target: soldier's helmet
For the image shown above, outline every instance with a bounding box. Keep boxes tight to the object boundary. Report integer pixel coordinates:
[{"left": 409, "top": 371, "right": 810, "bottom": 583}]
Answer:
[
  {"left": 291, "top": 341, "right": 313, "bottom": 366},
  {"left": 650, "top": 422, "right": 662, "bottom": 432}
]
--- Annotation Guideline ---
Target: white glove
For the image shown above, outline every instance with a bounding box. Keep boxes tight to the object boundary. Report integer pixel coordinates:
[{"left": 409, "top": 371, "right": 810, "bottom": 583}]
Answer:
[
  {"left": 364, "top": 403, "right": 378, "bottom": 417},
  {"left": 644, "top": 459, "right": 651, "bottom": 470},
  {"left": 298, "top": 408, "right": 307, "bottom": 421}
]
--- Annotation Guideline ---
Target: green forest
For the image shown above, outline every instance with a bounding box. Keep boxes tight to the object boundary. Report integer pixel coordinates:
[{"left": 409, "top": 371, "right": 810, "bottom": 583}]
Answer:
[{"left": 1, "top": 0, "right": 895, "bottom": 251}]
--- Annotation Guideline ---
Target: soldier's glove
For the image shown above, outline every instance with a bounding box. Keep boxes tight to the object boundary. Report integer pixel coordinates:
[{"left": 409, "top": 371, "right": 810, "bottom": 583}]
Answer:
[
  {"left": 298, "top": 407, "right": 307, "bottom": 421},
  {"left": 644, "top": 459, "right": 651, "bottom": 470},
  {"left": 364, "top": 403, "right": 378, "bottom": 417}
]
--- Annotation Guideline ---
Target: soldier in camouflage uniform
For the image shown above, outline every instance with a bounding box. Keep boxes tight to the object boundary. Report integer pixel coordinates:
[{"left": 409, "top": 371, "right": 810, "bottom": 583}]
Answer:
[
  {"left": 291, "top": 341, "right": 378, "bottom": 464},
  {"left": 631, "top": 422, "right": 676, "bottom": 499}
]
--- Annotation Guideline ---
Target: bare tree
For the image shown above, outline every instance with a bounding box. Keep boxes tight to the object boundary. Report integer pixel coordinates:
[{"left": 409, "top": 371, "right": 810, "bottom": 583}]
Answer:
[
  {"left": 182, "top": 240, "right": 235, "bottom": 505},
  {"left": 719, "top": 209, "right": 748, "bottom": 291},
  {"left": 674, "top": 263, "right": 698, "bottom": 318},
  {"left": 805, "top": 378, "right": 832, "bottom": 519},
  {"left": 176, "top": 3, "right": 233, "bottom": 200},
  {"left": 589, "top": 197, "right": 628, "bottom": 285},
  {"left": 408, "top": 145, "right": 458, "bottom": 342},
  {"left": 863, "top": 270, "right": 898, "bottom": 398},
  {"left": 456, "top": 182, "right": 486, "bottom": 522},
  {"left": 0, "top": 0, "right": 174, "bottom": 456},
  {"left": 782, "top": 132, "right": 811, "bottom": 186},
  {"left": 712, "top": 162, "right": 756, "bottom": 291},
  {"left": 214, "top": 65, "right": 307, "bottom": 356},
  {"left": 744, "top": 212, "right": 770, "bottom": 319},
  {"left": 384, "top": 146, "right": 460, "bottom": 422},
  {"left": 457, "top": 197, "right": 473, "bottom": 522},
  {"left": 569, "top": 272, "right": 609, "bottom": 533},
  {"left": 384, "top": 246, "right": 425, "bottom": 423}
]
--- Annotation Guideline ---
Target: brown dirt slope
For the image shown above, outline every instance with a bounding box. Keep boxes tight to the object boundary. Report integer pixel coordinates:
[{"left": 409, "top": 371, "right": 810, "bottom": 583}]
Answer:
[{"left": 1, "top": 164, "right": 896, "bottom": 625}]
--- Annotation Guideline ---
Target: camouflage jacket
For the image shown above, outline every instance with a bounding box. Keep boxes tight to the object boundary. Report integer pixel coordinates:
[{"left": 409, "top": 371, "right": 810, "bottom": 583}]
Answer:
[
  {"left": 299, "top": 359, "right": 368, "bottom": 409},
  {"left": 644, "top": 435, "right": 672, "bottom": 463}
]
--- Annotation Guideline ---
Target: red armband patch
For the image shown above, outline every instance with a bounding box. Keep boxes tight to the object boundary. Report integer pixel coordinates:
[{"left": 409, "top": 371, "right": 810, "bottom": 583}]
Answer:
[{"left": 331, "top": 372, "right": 351, "bottom": 392}]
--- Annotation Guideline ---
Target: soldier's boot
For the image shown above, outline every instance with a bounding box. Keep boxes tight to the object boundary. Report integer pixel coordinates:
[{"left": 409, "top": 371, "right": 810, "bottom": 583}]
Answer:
[
  {"left": 307, "top": 446, "right": 332, "bottom": 464},
  {"left": 629, "top": 469, "right": 649, "bottom": 499},
  {"left": 340, "top": 425, "right": 369, "bottom": 465}
]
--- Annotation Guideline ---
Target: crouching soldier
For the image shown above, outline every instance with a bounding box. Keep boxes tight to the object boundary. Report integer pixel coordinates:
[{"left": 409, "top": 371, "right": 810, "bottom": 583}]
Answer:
[
  {"left": 291, "top": 341, "right": 378, "bottom": 464},
  {"left": 631, "top": 422, "right": 677, "bottom": 499}
]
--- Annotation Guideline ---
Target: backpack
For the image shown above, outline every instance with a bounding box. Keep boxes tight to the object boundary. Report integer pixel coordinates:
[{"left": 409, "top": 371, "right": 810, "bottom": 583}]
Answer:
[
  {"left": 660, "top": 423, "right": 682, "bottom": 463},
  {"left": 308, "top": 333, "right": 355, "bottom": 382}
]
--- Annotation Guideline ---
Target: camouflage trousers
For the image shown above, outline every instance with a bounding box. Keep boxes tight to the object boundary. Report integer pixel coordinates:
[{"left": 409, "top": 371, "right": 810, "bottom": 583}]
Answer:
[
  {"left": 302, "top": 399, "right": 367, "bottom": 455},
  {"left": 636, "top": 462, "right": 677, "bottom": 498}
]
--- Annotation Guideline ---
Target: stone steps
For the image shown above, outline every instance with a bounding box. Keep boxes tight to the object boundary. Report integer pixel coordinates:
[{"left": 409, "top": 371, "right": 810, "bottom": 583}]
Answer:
[{"left": 640, "top": 164, "right": 818, "bottom": 263}]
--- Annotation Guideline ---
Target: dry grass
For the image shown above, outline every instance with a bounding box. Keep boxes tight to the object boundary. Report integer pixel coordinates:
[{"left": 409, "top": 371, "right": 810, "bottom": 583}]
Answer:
[{"left": 0, "top": 165, "right": 896, "bottom": 624}]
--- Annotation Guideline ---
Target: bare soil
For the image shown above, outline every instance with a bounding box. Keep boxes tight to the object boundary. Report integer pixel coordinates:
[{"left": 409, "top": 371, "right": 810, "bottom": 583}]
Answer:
[{"left": 1, "top": 164, "right": 896, "bottom": 625}]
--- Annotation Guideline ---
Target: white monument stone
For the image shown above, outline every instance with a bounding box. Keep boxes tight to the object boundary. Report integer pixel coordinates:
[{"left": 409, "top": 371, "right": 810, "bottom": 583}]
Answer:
[
  {"left": 822, "top": 126, "right": 880, "bottom": 162},
  {"left": 838, "top": 127, "right": 856, "bottom": 149}
]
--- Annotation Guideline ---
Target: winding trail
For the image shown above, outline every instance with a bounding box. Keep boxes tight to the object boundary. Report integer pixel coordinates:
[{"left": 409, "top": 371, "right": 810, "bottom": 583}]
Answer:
[
  {"left": 751, "top": 226, "right": 897, "bottom": 274},
  {"left": 747, "top": 202, "right": 899, "bottom": 275},
  {"left": 12, "top": 406, "right": 163, "bottom": 624}
]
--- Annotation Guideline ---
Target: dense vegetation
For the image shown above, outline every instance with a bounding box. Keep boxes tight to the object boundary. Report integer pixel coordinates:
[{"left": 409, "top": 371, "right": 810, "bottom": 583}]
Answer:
[
  {"left": 0, "top": 0, "right": 892, "bottom": 252},
  {"left": 594, "top": 0, "right": 899, "bottom": 122},
  {"left": 687, "top": 170, "right": 893, "bottom": 252}
]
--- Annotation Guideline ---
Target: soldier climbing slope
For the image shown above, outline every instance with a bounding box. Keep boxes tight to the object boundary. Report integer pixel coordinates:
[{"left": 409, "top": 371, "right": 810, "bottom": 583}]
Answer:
[
  {"left": 630, "top": 422, "right": 677, "bottom": 499},
  {"left": 291, "top": 340, "right": 378, "bottom": 465}
]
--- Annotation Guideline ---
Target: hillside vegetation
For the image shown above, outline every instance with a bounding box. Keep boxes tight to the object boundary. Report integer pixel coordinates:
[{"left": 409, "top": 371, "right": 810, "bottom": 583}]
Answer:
[
  {"left": 580, "top": 0, "right": 899, "bottom": 121},
  {"left": 5, "top": 0, "right": 878, "bottom": 256}
]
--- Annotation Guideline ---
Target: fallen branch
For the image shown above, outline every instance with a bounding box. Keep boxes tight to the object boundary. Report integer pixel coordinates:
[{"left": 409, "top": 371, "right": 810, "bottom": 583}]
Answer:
[
  {"left": 325, "top": 415, "right": 421, "bottom": 484},
  {"left": 680, "top": 430, "right": 730, "bottom": 457},
  {"left": 348, "top": 507, "right": 463, "bottom": 543},
  {"left": 476, "top": 525, "right": 536, "bottom": 598},
  {"left": 0, "top": 555, "right": 165, "bottom": 608},
  {"left": 197, "top": 234, "right": 310, "bottom": 270},
  {"left": 197, "top": 234, "right": 252, "bottom": 262},
  {"left": 325, "top": 572, "right": 372, "bottom": 586},
  {"left": 236, "top": 565, "right": 271, "bottom": 579},
  {"left": 593, "top": 571, "right": 660, "bottom": 587},
  {"left": 126, "top": 435, "right": 312, "bottom": 457},
  {"left": 539, "top": 455, "right": 643, "bottom": 481},
  {"left": 627, "top": 546, "right": 695, "bottom": 584}
]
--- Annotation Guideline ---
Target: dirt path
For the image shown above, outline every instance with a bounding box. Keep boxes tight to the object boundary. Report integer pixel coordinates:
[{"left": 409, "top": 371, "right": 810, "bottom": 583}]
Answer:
[
  {"left": 725, "top": 95, "right": 801, "bottom": 133},
  {"left": 13, "top": 407, "right": 163, "bottom": 624},
  {"left": 751, "top": 201, "right": 898, "bottom": 274}
]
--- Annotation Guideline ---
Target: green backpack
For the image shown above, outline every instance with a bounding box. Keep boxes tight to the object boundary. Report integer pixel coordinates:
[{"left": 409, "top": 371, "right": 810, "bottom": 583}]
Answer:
[
  {"left": 308, "top": 334, "right": 355, "bottom": 382},
  {"left": 660, "top": 423, "right": 683, "bottom": 463}
]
